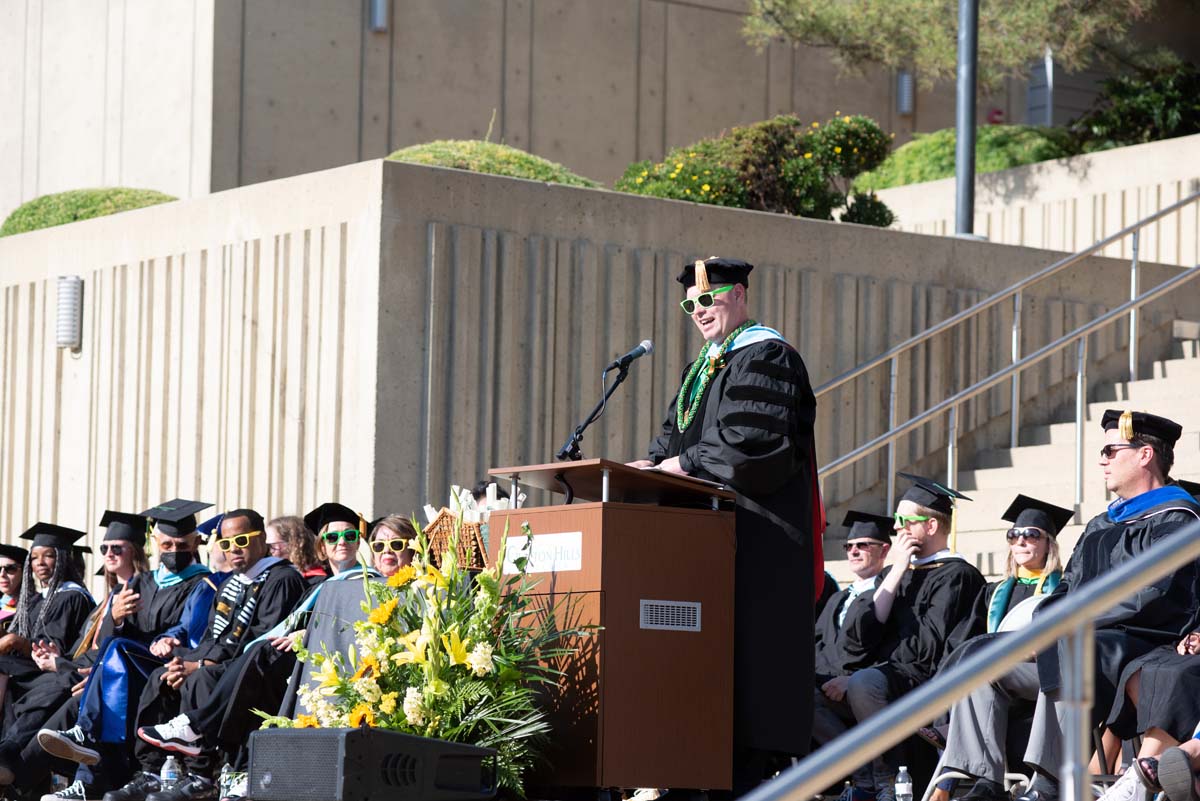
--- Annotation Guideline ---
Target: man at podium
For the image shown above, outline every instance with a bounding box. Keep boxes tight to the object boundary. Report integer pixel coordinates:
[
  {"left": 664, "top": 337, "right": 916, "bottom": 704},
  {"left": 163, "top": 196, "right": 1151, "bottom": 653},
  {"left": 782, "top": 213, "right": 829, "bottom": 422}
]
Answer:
[{"left": 628, "top": 257, "right": 822, "bottom": 796}]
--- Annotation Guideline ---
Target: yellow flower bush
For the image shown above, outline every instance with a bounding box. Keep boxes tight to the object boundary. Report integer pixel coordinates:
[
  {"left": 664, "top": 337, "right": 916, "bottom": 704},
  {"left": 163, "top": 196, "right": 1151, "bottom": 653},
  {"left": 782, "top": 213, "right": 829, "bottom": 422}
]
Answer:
[{"left": 259, "top": 517, "right": 590, "bottom": 796}]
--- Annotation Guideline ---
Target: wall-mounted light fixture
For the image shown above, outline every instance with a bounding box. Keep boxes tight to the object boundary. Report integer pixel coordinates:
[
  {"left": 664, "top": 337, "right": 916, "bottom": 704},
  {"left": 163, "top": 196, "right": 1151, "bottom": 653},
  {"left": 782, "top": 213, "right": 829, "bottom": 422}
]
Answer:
[
  {"left": 56, "top": 275, "right": 83, "bottom": 351},
  {"left": 368, "top": 0, "right": 389, "bottom": 32},
  {"left": 896, "top": 70, "right": 915, "bottom": 116}
]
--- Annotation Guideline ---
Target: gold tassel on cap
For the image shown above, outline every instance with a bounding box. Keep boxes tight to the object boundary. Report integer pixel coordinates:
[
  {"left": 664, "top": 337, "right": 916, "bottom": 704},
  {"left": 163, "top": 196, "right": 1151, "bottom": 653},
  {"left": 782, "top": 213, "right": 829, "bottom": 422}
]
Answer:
[
  {"left": 694, "top": 259, "right": 711, "bottom": 292},
  {"left": 1119, "top": 410, "right": 1135, "bottom": 441}
]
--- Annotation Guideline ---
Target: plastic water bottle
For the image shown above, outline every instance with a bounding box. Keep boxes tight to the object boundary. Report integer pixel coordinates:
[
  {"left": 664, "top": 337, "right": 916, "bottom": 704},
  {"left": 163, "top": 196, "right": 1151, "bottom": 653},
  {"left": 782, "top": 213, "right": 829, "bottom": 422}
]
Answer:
[
  {"left": 160, "top": 756, "right": 181, "bottom": 791},
  {"left": 895, "top": 766, "right": 913, "bottom": 801}
]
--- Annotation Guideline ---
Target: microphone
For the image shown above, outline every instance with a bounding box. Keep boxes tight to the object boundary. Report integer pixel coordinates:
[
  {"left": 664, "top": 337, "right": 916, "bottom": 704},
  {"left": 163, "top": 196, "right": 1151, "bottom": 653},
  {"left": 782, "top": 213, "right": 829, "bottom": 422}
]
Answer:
[{"left": 606, "top": 339, "right": 653, "bottom": 371}]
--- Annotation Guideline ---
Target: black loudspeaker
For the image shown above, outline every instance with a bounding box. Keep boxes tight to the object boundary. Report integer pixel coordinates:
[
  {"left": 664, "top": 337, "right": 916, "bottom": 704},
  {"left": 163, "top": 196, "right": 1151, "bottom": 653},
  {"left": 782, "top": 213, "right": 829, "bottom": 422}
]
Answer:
[{"left": 246, "top": 727, "right": 497, "bottom": 801}]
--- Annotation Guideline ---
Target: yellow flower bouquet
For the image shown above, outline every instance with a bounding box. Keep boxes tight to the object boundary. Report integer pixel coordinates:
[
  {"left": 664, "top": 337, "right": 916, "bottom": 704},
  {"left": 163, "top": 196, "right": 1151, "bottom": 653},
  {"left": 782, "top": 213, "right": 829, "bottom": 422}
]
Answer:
[{"left": 259, "top": 518, "right": 590, "bottom": 795}]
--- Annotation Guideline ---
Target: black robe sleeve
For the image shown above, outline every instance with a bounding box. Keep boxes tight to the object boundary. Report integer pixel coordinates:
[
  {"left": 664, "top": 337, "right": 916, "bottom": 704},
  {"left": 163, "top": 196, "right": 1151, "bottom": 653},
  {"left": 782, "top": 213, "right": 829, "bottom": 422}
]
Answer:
[
  {"left": 676, "top": 340, "right": 816, "bottom": 496},
  {"left": 98, "top": 572, "right": 205, "bottom": 645},
  {"left": 34, "top": 591, "right": 96, "bottom": 654}
]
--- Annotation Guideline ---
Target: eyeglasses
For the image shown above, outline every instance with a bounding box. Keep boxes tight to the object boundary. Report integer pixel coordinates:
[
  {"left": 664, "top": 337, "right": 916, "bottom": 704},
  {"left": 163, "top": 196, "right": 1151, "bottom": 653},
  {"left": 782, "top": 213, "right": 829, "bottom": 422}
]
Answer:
[
  {"left": 99, "top": 544, "right": 126, "bottom": 556},
  {"left": 322, "top": 529, "right": 361, "bottom": 545},
  {"left": 213, "top": 530, "right": 263, "bottom": 552},
  {"left": 0, "top": 565, "right": 20, "bottom": 576},
  {"left": 1100, "top": 443, "right": 1143, "bottom": 459},
  {"left": 893, "top": 513, "right": 931, "bottom": 526},
  {"left": 680, "top": 284, "right": 734, "bottom": 315},
  {"left": 267, "top": 541, "right": 289, "bottom": 556},
  {"left": 1006, "top": 527, "right": 1047, "bottom": 542},
  {"left": 842, "top": 541, "right": 882, "bottom": 553},
  {"left": 370, "top": 539, "right": 408, "bottom": 554}
]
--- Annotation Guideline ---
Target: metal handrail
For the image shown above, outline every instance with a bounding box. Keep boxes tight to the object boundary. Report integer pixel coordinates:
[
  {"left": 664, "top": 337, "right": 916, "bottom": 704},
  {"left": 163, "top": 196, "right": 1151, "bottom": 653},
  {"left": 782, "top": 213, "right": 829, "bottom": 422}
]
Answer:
[
  {"left": 815, "top": 191, "right": 1200, "bottom": 507},
  {"left": 817, "top": 263, "right": 1200, "bottom": 488},
  {"left": 744, "top": 518, "right": 1200, "bottom": 801}
]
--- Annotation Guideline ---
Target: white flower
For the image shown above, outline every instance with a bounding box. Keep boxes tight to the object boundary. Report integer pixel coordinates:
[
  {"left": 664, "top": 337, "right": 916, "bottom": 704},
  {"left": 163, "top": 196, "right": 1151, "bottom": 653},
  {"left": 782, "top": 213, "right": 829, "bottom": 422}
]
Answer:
[
  {"left": 467, "top": 642, "right": 494, "bottom": 677},
  {"left": 403, "top": 687, "right": 426, "bottom": 727},
  {"left": 354, "top": 677, "right": 382, "bottom": 703}
]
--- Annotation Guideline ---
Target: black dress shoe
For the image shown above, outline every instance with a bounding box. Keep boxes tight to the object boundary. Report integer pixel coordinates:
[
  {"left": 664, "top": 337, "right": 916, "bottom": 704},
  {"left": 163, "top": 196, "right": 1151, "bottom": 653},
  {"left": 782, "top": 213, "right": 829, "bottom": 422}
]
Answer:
[
  {"left": 103, "top": 772, "right": 162, "bottom": 801},
  {"left": 145, "top": 775, "right": 216, "bottom": 801}
]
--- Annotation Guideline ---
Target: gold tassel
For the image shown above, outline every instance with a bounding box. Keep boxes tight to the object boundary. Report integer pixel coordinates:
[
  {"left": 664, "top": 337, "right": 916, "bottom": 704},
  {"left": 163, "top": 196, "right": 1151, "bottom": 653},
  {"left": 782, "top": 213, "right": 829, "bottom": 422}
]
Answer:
[
  {"left": 1119, "top": 410, "right": 1135, "bottom": 441},
  {"left": 694, "top": 260, "right": 711, "bottom": 292}
]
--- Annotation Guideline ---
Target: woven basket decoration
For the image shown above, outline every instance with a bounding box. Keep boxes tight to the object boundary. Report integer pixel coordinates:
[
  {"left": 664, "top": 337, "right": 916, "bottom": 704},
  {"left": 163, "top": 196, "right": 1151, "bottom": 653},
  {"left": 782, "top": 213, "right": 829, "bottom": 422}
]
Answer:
[{"left": 424, "top": 508, "right": 489, "bottom": 570}]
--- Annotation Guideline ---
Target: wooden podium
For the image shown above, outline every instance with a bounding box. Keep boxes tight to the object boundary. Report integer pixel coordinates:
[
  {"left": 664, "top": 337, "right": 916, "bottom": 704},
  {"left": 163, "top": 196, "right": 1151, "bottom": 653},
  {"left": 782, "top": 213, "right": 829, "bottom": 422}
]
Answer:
[{"left": 487, "top": 459, "right": 736, "bottom": 791}]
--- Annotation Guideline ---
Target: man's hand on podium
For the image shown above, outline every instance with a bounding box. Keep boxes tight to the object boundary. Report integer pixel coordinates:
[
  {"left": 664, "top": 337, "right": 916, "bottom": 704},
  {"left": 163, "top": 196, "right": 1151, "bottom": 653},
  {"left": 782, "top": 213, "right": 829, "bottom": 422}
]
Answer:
[
  {"left": 626, "top": 459, "right": 654, "bottom": 469},
  {"left": 656, "top": 456, "right": 687, "bottom": 475}
]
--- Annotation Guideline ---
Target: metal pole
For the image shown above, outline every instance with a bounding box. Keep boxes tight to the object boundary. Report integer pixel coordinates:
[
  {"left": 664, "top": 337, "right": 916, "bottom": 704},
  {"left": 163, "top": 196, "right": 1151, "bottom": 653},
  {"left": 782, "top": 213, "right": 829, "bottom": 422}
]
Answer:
[
  {"left": 947, "top": 405, "right": 959, "bottom": 488},
  {"left": 1074, "top": 337, "right": 1088, "bottom": 524},
  {"left": 1010, "top": 291, "right": 1022, "bottom": 447},
  {"left": 1060, "top": 623, "right": 1096, "bottom": 801},
  {"left": 954, "top": 0, "right": 979, "bottom": 235},
  {"left": 1129, "top": 230, "right": 1141, "bottom": 382},
  {"left": 887, "top": 356, "right": 899, "bottom": 510}
]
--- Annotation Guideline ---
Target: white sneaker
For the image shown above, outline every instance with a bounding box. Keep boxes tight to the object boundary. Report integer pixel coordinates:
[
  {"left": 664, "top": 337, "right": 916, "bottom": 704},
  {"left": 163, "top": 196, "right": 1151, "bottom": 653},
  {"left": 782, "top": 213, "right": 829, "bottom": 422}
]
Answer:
[
  {"left": 41, "top": 780, "right": 90, "bottom": 801},
  {"left": 136, "top": 713, "right": 203, "bottom": 757},
  {"left": 1097, "top": 769, "right": 1149, "bottom": 801}
]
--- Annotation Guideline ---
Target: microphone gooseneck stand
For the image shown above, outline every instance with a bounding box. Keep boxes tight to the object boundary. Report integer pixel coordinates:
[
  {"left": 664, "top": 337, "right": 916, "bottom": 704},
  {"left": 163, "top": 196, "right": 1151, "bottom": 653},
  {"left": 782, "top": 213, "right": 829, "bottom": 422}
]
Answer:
[{"left": 554, "top": 365, "right": 636, "bottom": 504}]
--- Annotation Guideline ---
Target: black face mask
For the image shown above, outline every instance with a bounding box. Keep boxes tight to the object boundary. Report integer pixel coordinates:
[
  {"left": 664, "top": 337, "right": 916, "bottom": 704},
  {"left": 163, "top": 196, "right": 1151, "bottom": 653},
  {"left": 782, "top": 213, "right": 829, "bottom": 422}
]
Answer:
[{"left": 160, "top": 551, "right": 194, "bottom": 573}]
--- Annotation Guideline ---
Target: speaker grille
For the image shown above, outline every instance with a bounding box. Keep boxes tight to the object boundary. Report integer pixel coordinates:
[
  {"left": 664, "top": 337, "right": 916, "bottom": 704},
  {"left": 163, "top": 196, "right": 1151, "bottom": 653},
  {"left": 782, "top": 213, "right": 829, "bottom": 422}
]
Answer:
[
  {"left": 380, "top": 752, "right": 420, "bottom": 787},
  {"left": 639, "top": 599, "right": 701, "bottom": 631}
]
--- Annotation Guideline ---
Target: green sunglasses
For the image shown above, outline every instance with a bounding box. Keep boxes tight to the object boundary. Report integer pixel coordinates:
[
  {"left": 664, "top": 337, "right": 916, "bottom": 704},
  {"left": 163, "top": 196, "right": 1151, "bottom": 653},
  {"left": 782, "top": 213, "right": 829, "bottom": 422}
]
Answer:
[
  {"left": 680, "top": 284, "right": 734, "bottom": 314},
  {"left": 322, "top": 528, "right": 361, "bottom": 545},
  {"left": 893, "top": 513, "right": 931, "bottom": 526}
]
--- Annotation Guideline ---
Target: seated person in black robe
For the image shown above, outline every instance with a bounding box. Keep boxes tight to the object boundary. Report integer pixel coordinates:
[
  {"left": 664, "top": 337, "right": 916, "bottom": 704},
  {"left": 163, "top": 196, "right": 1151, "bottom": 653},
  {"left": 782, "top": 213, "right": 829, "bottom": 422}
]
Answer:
[
  {"left": 0, "top": 545, "right": 28, "bottom": 635},
  {"left": 23, "top": 503, "right": 216, "bottom": 801},
  {"left": 948, "top": 410, "right": 1200, "bottom": 801},
  {"left": 264, "top": 516, "right": 328, "bottom": 588},
  {"left": 0, "top": 524, "right": 96, "bottom": 710},
  {"left": 836, "top": 475, "right": 986, "bottom": 801},
  {"left": 135, "top": 503, "right": 391, "bottom": 798},
  {"left": 928, "top": 495, "right": 1071, "bottom": 801},
  {"left": 98, "top": 508, "right": 306, "bottom": 801},
  {"left": 626, "top": 257, "right": 822, "bottom": 795},
  {"left": 811, "top": 512, "right": 893, "bottom": 797}
]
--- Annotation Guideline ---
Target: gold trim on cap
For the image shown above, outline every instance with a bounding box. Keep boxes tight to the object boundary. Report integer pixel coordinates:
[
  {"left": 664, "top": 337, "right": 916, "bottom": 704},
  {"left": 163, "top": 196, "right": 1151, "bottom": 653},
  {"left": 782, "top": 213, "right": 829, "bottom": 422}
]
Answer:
[
  {"left": 1119, "top": 410, "right": 1135, "bottom": 441},
  {"left": 694, "top": 260, "right": 711, "bottom": 292}
]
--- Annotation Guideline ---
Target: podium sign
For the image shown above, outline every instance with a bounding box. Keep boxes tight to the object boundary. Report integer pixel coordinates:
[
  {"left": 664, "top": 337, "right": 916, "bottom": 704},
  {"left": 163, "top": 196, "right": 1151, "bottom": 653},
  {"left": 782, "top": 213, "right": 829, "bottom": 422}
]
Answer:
[{"left": 488, "top": 460, "right": 735, "bottom": 791}]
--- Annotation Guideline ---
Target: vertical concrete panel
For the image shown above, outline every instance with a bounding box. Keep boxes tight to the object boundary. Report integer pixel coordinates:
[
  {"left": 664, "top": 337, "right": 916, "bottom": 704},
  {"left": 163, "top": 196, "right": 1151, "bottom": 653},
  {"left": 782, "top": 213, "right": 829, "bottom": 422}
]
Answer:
[
  {"left": 0, "top": 1, "right": 28, "bottom": 219},
  {"left": 38, "top": 0, "right": 106, "bottom": 195},
  {"left": 636, "top": 0, "right": 667, "bottom": 162},
  {"left": 501, "top": 0, "right": 533, "bottom": 152},
  {"left": 530, "top": 0, "right": 639, "bottom": 183}
]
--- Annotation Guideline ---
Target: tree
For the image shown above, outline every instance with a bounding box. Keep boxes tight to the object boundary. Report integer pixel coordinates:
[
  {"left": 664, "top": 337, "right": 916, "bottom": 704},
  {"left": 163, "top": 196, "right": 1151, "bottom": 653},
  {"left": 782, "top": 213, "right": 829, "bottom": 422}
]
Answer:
[{"left": 743, "top": 0, "right": 1167, "bottom": 91}]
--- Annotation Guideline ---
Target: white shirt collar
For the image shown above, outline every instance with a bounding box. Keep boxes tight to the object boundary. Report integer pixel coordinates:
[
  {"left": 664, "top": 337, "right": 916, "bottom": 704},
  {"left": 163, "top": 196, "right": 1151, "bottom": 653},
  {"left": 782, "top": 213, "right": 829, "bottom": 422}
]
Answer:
[{"left": 912, "top": 548, "right": 965, "bottom": 566}]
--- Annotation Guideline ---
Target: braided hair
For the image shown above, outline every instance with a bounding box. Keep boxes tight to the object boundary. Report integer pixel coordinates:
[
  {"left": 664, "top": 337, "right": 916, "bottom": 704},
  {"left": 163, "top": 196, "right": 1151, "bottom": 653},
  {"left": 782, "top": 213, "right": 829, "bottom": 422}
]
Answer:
[{"left": 11, "top": 546, "right": 85, "bottom": 640}]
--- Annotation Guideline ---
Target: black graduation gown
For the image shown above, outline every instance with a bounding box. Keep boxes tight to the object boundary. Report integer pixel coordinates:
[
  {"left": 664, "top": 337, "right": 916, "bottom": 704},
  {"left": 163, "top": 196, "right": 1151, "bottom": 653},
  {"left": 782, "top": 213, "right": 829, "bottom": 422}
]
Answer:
[
  {"left": 815, "top": 572, "right": 839, "bottom": 620},
  {"left": 132, "top": 560, "right": 306, "bottom": 773},
  {"left": 1107, "top": 646, "right": 1200, "bottom": 741},
  {"left": 814, "top": 583, "right": 880, "bottom": 684},
  {"left": 0, "top": 588, "right": 95, "bottom": 682},
  {"left": 1035, "top": 498, "right": 1200, "bottom": 725},
  {"left": 847, "top": 558, "right": 986, "bottom": 697},
  {"left": 98, "top": 571, "right": 209, "bottom": 646},
  {"left": 648, "top": 337, "right": 818, "bottom": 757}
]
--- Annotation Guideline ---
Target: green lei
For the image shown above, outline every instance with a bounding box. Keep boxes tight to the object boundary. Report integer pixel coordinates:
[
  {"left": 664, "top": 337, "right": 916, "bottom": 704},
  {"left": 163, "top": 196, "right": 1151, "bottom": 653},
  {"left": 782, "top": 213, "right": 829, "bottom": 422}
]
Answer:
[{"left": 675, "top": 320, "right": 757, "bottom": 431}]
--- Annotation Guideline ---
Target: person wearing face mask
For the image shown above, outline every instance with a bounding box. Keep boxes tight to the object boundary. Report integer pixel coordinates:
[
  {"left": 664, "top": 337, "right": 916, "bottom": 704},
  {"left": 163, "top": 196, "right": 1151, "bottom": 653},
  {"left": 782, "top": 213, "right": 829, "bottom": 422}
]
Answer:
[
  {"left": 0, "top": 545, "right": 28, "bottom": 634},
  {"left": 9, "top": 505, "right": 214, "bottom": 800},
  {"left": 133, "top": 503, "right": 380, "bottom": 801}
]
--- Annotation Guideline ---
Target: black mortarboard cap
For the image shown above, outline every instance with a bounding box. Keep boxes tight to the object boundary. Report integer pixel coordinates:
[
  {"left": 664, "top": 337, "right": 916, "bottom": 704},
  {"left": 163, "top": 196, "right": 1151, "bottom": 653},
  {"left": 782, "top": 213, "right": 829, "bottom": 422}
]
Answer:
[
  {"left": 304, "top": 503, "right": 362, "bottom": 535},
  {"left": 20, "top": 523, "right": 88, "bottom": 550},
  {"left": 1100, "top": 409, "right": 1183, "bottom": 445},
  {"left": 140, "top": 499, "right": 213, "bottom": 538},
  {"left": 1175, "top": 479, "right": 1200, "bottom": 499},
  {"left": 676, "top": 257, "right": 754, "bottom": 289},
  {"left": 898, "top": 473, "right": 971, "bottom": 515},
  {"left": 100, "top": 510, "right": 149, "bottom": 543},
  {"left": 1001, "top": 494, "right": 1074, "bottom": 537},
  {"left": 841, "top": 510, "right": 895, "bottom": 543},
  {"left": 0, "top": 544, "right": 28, "bottom": 564}
]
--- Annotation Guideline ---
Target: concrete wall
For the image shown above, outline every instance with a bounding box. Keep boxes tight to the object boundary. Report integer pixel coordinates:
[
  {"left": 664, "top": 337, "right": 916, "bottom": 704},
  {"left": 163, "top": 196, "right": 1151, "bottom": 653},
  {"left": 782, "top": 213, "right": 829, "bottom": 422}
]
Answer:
[
  {"left": 3, "top": 159, "right": 1197, "bottom": 552},
  {"left": 0, "top": 0, "right": 215, "bottom": 223},
  {"left": 875, "top": 134, "right": 1200, "bottom": 268},
  {"left": 0, "top": 161, "right": 382, "bottom": 552}
]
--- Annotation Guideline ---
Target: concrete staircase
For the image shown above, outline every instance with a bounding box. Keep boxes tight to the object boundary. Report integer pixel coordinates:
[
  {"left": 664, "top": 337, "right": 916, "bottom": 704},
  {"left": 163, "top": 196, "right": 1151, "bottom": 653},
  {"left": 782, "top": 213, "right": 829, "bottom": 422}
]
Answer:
[{"left": 825, "top": 341, "right": 1200, "bottom": 586}]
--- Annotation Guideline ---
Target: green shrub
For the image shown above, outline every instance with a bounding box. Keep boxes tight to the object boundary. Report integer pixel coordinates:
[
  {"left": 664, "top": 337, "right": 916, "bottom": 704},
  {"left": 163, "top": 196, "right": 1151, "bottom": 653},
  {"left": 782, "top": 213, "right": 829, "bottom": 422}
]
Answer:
[
  {"left": 1069, "top": 62, "right": 1200, "bottom": 153},
  {"left": 854, "top": 125, "right": 1076, "bottom": 191},
  {"left": 387, "top": 140, "right": 598, "bottom": 188},
  {"left": 616, "top": 114, "right": 894, "bottom": 225},
  {"left": 1, "top": 188, "right": 177, "bottom": 237}
]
